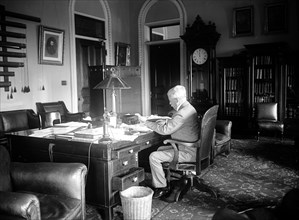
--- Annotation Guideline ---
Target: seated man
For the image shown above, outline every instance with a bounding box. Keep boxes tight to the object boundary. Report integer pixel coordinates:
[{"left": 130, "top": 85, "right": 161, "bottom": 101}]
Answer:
[{"left": 138, "top": 85, "right": 199, "bottom": 199}]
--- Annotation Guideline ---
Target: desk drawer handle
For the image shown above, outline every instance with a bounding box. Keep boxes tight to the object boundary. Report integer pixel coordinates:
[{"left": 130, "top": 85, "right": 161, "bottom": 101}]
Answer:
[
  {"left": 122, "top": 161, "right": 128, "bottom": 166},
  {"left": 128, "top": 149, "right": 134, "bottom": 154},
  {"left": 146, "top": 141, "right": 150, "bottom": 145},
  {"left": 132, "top": 177, "right": 138, "bottom": 182}
]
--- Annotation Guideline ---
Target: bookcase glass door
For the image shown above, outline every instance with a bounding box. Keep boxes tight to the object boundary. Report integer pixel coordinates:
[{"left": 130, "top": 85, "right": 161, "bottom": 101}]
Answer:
[
  {"left": 218, "top": 55, "right": 247, "bottom": 118},
  {"left": 284, "top": 51, "right": 299, "bottom": 119},
  {"left": 252, "top": 55, "right": 276, "bottom": 104}
]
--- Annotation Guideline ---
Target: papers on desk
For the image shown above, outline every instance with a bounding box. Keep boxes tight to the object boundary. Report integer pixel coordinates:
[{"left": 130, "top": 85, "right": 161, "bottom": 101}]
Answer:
[
  {"left": 54, "top": 121, "right": 89, "bottom": 128},
  {"left": 28, "top": 121, "right": 151, "bottom": 143},
  {"left": 74, "top": 127, "right": 103, "bottom": 139},
  {"left": 29, "top": 122, "right": 89, "bottom": 138},
  {"left": 29, "top": 128, "right": 53, "bottom": 138},
  {"left": 119, "top": 123, "right": 152, "bottom": 133}
]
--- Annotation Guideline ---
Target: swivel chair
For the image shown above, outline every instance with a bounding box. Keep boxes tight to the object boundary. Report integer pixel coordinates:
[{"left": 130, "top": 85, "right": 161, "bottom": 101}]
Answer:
[
  {"left": 256, "top": 102, "right": 284, "bottom": 141},
  {"left": 162, "top": 105, "right": 219, "bottom": 202}
]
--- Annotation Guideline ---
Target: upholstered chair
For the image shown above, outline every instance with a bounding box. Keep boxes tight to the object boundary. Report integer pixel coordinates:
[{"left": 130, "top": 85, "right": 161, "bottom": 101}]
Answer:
[
  {"left": 256, "top": 102, "right": 284, "bottom": 141},
  {"left": 0, "top": 145, "right": 87, "bottom": 220},
  {"left": 213, "top": 120, "right": 232, "bottom": 161},
  {"left": 39, "top": 111, "right": 62, "bottom": 128},
  {"left": 36, "top": 101, "right": 85, "bottom": 123}
]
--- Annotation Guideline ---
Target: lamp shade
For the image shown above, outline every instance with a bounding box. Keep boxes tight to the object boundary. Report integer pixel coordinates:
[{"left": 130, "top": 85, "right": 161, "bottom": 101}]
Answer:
[{"left": 93, "top": 73, "right": 131, "bottom": 90}]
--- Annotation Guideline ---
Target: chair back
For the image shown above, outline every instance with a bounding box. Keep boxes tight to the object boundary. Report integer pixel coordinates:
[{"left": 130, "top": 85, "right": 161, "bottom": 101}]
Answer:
[
  {"left": 257, "top": 102, "right": 278, "bottom": 121},
  {"left": 40, "top": 111, "right": 61, "bottom": 128},
  {"left": 196, "top": 105, "right": 218, "bottom": 174}
]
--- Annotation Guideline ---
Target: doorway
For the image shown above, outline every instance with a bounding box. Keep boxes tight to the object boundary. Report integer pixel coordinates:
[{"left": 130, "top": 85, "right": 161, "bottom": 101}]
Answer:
[
  {"left": 150, "top": 42, "right": 180, "bottom": 116},
  {"left": 75, "top": 39, "right": 105, "bottom": 116}
]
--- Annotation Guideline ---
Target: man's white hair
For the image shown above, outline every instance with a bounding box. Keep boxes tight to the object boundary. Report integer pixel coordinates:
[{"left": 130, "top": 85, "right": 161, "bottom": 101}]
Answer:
[{"left": 167, "top": 85, "right": 186, "bottom": 100}]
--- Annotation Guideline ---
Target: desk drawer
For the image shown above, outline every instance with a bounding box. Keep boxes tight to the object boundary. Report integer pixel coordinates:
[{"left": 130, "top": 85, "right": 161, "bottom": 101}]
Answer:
[
  {"left": 112, "top": 145, "right": 140, "bottom": 160},
  {"left": 112, "top": 154, "right": 138, "bottom": 175},
  {"left": 112, "top": 167, "right": 144, "bottom": 191}
]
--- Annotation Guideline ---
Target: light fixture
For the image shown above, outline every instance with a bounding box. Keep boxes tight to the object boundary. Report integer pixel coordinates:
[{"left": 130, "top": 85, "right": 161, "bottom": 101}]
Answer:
[{"left": 93, "top": 66, "right": 131, "bottom": 139}]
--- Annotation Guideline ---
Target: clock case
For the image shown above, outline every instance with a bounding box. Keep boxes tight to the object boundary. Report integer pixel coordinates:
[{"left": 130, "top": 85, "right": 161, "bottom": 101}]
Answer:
[{"left": 181, "top": 15, "right": 220, "bottom": 116}]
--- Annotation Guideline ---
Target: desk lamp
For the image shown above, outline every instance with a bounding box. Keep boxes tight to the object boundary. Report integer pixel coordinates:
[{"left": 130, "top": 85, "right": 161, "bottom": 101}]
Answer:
[{"left": 94, "top": 67, "right": 131, "bottom": 140}]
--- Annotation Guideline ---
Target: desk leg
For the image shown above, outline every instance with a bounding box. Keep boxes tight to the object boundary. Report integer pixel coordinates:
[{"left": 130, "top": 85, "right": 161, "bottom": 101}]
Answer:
[{"left": 97, "top": 206, "right": 114, "bottom": 220}]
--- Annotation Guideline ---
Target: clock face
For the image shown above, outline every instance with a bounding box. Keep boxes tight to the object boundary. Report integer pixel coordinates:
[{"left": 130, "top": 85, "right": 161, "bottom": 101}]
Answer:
[{"left": 192, "top": 48, "right": 208, "bottom": 65}]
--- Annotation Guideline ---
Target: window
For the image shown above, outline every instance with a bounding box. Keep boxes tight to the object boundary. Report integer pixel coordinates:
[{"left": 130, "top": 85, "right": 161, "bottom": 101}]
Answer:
[
  {"left": 150, "top": 24, "right": 179, "bottom": 41},
  {"left": 75, "top": 14, "right": 105, "bottom": 39}
]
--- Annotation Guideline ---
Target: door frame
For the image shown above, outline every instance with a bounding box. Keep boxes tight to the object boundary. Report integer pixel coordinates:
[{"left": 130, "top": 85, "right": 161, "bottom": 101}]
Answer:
[
  {"left": 69, "top": 0, "right": 113, "bottom": 112},
  {"left": 138, "top": 0, "right": 187, "bottom": 116}
]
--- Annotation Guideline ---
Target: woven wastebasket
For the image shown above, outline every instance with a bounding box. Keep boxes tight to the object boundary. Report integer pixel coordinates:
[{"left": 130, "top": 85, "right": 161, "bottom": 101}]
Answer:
[{"left": 120, "top": 186, "right": 154, "bottom": 220}]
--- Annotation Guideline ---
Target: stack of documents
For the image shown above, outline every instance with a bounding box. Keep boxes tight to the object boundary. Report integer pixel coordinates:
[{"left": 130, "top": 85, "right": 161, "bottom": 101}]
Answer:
[{"left": 74, "top": 127, "right": 103, "bottom": 139}]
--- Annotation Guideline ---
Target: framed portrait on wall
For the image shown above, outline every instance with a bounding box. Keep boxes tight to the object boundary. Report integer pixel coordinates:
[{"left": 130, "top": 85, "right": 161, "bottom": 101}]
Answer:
[
  {"left": 115, "top": 42, "right": 131, "bottom": 66},
  {"left": 38, "top": 25, "right": 65, "bottom": 65},
  {"left": 264, "top": 2, "right": 288, "bottom": 34},
  {"left": 232, "top": 6, "right": 254, "bottom": 37}
]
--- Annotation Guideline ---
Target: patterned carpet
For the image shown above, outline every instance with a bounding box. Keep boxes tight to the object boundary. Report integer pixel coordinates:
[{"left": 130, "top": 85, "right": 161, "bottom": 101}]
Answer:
[{"left": 87, "top": 137, "right": 299, "bottom": 220}]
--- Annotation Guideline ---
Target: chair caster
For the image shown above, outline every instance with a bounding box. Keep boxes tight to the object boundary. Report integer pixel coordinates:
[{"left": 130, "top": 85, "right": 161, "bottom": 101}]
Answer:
[{"left": 163, "top": 177, "right": 190, "bottom": 203}]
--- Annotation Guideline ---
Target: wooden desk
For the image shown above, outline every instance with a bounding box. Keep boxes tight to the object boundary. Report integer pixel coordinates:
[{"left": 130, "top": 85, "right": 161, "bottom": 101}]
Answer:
[{"left": 7, "top": 129, "right": 164, "bottom": 220}]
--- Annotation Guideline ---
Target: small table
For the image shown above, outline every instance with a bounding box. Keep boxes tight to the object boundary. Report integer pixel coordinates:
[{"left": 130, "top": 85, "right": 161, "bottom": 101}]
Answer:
[{"left": 7, "top": 126, "right": 164, "bottom": 220}]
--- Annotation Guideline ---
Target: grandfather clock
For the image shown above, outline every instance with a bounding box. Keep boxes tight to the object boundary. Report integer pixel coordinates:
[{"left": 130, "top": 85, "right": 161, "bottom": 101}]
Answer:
[{"left": 181, "top": 15, "right": 220, "bottom": 115}]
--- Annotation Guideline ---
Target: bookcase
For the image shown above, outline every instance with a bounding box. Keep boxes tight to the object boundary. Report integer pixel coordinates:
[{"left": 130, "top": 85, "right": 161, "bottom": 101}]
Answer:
[
  {"left": 218, "top": 43, "right": 299, "bottom": 134},
  {"left": 245, "top": 42, "right": 287, "bottom": 120},
  {"left": 218, "top": 55, "right": 247, "bottom": 118}
]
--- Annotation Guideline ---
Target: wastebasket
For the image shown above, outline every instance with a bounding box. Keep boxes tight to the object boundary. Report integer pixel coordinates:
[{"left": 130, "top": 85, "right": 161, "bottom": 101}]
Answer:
[{"left": 120, "top": 186, "right": 154, "bottom": 220}]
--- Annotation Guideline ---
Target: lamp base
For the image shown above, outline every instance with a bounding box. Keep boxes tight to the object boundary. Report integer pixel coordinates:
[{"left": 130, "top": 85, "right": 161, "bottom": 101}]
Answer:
[{"left": 98, "top": 135, "right": 112, "bottom": 143}]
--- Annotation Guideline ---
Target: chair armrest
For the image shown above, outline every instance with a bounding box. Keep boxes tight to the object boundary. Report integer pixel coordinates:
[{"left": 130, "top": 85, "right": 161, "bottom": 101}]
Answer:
[
  {"left": 215, "top": 120, "right": 232, "bottom": 137},
  {"left": 11, "top": 162, "right": 87, "bottom": 201},
  {"left": 26, "top": 109, "right": 41, "bottom": 129},
  {"left": 0, "top": 191, "right": 41, "bottom": 220},
  {"left": 163, "top": 139, "right": 197, "bottom": 169},
  {"left": 65, "top": 112, "right": 85, "bottom": 122}
]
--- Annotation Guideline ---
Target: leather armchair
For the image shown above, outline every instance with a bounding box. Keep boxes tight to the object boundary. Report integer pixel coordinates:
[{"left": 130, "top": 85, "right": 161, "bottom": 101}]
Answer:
[
  {"left": 256, "top": 102, "right": 284, "bottom": 141},
  {"left": 213, "top": 120, "right": 232, "bottom": 160},
  {"left": 36, "top": 101, "right": 85, "bottom": 123},
  {"left": 0, "top": 145, "right": 87, "bottom": 220},
  {"left": 0, "top": 109, "right": 40, "bottom": 147}
]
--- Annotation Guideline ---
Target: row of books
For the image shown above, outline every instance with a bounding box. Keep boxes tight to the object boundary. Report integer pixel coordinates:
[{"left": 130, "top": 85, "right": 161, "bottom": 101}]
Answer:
[
  {"left": 285, "top": 105, "right": 299, "bottom": 119},
  {"left": 224, "top": 68, "right": 244, "bottom": 77},
  {"left": 254, "top": 82, "right": 274, "bottom": 94},
  {"left": 225, "top": 91, "right": 242, "bottom": 104},
  {"left": 254, "top": 68, "right": 273, "bottom": 79},
  {"left": 226, "top": 78, "right": 242, "bottom": 90},
  {"left": 224, "top": 106, "right": 244, "bottom": 117},
  {"left": 254, "top": 95, "right": 275, "bottom": 103},
  {"left": 253, "top": 55, "right": 273, "bottom": 65}
]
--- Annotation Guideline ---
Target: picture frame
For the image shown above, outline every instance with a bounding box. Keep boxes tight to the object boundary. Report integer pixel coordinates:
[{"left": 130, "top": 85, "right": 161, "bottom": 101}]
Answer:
[
  {"left": 38, "top": 25, "right": 65, "bottom": 65},
  {"left": 115, "top": 42, "right": 131, "bottom": 66},
  {"left": 232, "top": 6, "right": 254, "bottom": 37},
  {"left": 264, "top": 2, "right": 288, "bottom": 34}
]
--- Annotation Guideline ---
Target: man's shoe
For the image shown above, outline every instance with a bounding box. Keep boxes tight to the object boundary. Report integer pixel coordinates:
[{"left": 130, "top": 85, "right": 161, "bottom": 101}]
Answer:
[{"left": 153, "top": 187, "right": 169, "bottom": 199}]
